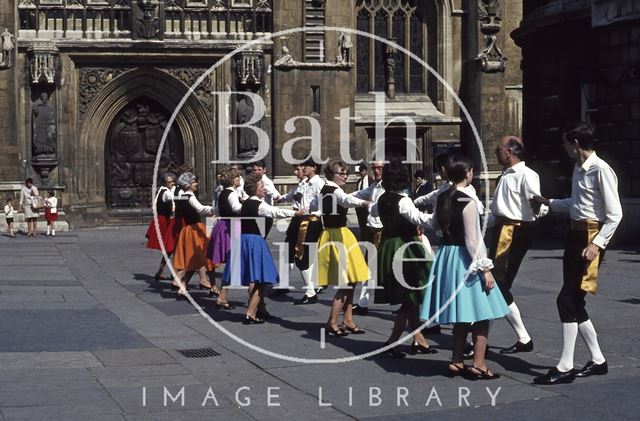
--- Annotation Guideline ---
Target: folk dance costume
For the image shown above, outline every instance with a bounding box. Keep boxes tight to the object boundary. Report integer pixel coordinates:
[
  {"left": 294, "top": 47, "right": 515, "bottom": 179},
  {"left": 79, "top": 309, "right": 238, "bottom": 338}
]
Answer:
[
  {"left": 316, "top": 182, "right": 369, "bottom": 287},
  {"left": 207, "top": 187, "right": 242, "bottom": 266},
  {"left": 351, "top": 181, "right": 385, "bottom": 310},
  {"left": 172, "top": 190, "right": 215, "bottom": 272},
  {"left": 145, "top": 185, "right": 179, "bottom": 254},
  {"left": 260, "top": 174, "right": 283, "bottom": 237},
  {"left": 282, "top": 177, "right": 307, "bottom": 268},
  {"left": 420, "top": 190, "right": 509, "bottom": 324},
  {"left": 373, "top": 192, "right": 434, "bottom": 306},
  {"left": 221, "top": 197, "right": 296, "bottom": 287},
  {"left": 535, "top": 152, "right": 622, "bottom": 385},
  {"left": 488, "top": 161, "right": 547, "bottom": 353},
  {"left": 293, "top": 173, "right": 325, "bottom": 302}
]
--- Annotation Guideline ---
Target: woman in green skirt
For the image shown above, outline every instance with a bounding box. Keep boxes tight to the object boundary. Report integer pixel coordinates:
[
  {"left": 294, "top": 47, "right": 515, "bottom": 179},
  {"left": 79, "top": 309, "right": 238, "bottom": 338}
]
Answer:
[{"left": 372, "top": 160, "right": 437, "bottom": 358}]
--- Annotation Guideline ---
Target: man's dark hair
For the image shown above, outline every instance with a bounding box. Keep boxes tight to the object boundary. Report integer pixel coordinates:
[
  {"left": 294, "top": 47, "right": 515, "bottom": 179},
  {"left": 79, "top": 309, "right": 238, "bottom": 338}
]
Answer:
[
  {"left": 414, "top": 170, "right": 426, "bottom": 179},
  {"left": 359, "top": 164, "right": 368, "bottom": 172},
  {"left": 435, "top": 152, "right": 450, "bottom": 170},
  {"left": 562, "top": 121, "right": 597, "bottom": 150},
  {"left": 383, "top": 159, "right": 411, "bottom": 192},
  {"left": 25, "top": 178, "right": 33, "bottom": 184},
  {"left": 505, "top": 136, "right": 526, "bottom": 159},
  {"left": 253, "top": 159, "right": 266, "bottom": 169}
]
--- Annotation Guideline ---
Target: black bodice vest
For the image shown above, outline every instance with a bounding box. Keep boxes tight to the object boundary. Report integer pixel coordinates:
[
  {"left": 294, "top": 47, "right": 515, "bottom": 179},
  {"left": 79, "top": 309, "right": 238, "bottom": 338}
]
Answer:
[
  {"left": 155, "top": 187, "right": 172, "bottom": 218},
  {"left": 378, "top": 192, "right": 419, "bottom": 238},
  {"left": 321, "top": 184, "right": 348, "bottom": 228},
  {"left": 217, "top": 189, "right": 236, "bottom": 217}
]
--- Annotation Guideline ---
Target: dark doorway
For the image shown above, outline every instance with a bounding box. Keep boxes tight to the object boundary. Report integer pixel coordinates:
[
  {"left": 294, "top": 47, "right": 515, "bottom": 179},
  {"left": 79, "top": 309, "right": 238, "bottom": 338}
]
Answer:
[{"left": 105, "top": 97, "right": 184, "bottom": 208}]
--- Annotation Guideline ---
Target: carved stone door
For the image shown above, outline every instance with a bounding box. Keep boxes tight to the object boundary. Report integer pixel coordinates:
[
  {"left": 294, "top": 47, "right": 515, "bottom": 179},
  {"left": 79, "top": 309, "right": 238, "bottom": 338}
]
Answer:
[{"left": 105, "top": 98, "right": 184, "bottom": 208}]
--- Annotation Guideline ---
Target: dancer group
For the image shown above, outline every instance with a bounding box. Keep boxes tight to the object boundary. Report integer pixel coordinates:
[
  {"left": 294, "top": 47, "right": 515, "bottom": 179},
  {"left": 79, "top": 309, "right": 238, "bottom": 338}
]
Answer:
[{"left": 145, "top": 121, "right": 622, "bottom": 384}]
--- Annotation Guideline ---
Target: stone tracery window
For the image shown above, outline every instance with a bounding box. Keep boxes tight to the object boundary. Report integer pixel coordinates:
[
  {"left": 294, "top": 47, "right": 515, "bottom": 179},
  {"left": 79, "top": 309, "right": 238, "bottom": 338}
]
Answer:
[{"left": 356, "top": 0, "right": 425, "bottom": 94}]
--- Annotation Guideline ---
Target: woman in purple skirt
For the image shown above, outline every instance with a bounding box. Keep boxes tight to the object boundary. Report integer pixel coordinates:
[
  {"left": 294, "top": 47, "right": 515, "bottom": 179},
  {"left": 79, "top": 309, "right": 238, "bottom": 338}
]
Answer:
[{"left": 207, "top": 166, "right": 242, "bottom": 308}]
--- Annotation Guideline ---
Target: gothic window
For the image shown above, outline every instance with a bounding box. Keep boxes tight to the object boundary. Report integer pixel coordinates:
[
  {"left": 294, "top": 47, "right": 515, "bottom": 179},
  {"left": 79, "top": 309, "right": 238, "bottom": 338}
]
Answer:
[{"left": 356, "top": 0, "right": 425, "bottom": 94}]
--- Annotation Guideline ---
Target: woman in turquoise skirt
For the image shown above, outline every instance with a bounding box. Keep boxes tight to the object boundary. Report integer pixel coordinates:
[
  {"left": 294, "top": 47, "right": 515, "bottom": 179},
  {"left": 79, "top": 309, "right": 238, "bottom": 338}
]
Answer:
[
  {"left": 420, "top": 154, "right": 509, "bottom": 379},
  {"left": 372, "top": 160, "right": 437, "bottom": 358}
]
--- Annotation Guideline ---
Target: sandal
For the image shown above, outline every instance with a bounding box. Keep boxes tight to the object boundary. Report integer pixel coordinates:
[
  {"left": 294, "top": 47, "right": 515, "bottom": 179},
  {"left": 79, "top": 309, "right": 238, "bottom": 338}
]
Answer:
[
  {"left": 326, "top": 325, "right": 348, "bottom": 337},
  {"left": 215, "top": 301, "right": 235, "bottom": 310},
  {"left": 463, "top": 365, "right": 500, "bottom": 381},
  {"left": 208, "top": 287, "right": 221, "bottom": 297},
  {"left": 382, "top": 343, "right": 406, "bottom": 359},
  {"left": 243, "top": 315, "right": 265, "bottom": 325},
  {"left": 448, "top": 362, "right": 464, "bottom": 377},
  {"left": 410, "top": 342, "right": 438, "bottom": 354},
  {"left": 339, "top": 323, "right": 366, "bottom": 334},
  {"left": 198, "top": 282, "right": 212, "bottom": 290}
]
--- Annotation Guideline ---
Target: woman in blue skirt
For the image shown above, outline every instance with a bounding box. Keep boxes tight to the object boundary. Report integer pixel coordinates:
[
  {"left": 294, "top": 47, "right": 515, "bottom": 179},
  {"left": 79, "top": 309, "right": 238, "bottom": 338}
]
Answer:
[
  {"left": 222, "top": 173, "right": 302, "bottom": 324},
  {"left": 420, "top": 154, "right": 509, "bottom": 379}
]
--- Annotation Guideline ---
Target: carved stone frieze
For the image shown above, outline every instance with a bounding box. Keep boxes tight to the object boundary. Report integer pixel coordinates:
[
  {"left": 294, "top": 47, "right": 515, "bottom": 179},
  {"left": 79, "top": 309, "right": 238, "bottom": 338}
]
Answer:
[
  {"left": 235, "top": 46, "right": 263, "bottom": 86},
  {"left": 79, "top": 67, "right": 131, "bottom": 122},
  {"left": 28, "top": 42, "right": 59, "bottom": 84}
]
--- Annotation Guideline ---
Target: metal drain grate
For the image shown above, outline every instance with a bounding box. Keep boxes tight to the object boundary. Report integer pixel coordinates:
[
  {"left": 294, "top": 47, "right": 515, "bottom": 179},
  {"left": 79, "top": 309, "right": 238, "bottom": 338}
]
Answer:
[
  {"left": 176, "top": 347, "right": 221, "bottom": 358},
  {"left": 617, "top": 298, "right": 640, "bottom": 305}
]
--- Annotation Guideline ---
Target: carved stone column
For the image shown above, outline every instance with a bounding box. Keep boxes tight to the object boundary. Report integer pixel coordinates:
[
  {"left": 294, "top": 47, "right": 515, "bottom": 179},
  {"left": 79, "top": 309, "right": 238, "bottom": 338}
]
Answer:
[
  {"left": 235, "top": 46, "right": 264, "bottom": 162},
  {"left": 28, "top": 42, "right": 59, "bottom": 184}
]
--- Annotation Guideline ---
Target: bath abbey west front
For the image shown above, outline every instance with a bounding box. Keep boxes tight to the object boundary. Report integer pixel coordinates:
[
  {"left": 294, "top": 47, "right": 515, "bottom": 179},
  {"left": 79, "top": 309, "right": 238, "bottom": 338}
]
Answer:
[{"left": 0, "top": 1, "right": 522, "bottom": 227}]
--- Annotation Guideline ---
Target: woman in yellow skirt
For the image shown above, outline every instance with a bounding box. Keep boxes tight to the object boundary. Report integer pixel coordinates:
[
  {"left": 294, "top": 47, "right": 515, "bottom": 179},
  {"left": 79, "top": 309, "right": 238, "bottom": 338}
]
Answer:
[
  {"left": 172, "top": 172, "right": 215, "bottom": 298},
  {"left": 317, "top": 159, "right": 370, "bottom": 336}
]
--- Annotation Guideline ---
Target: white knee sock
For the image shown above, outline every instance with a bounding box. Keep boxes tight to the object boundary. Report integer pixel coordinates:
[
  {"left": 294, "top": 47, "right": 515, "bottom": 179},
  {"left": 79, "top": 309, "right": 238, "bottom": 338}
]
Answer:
[
  {"left": 505, "top": 302, "right": 532, "bottom": 343},
  {"left": 301, "top": 266, "right": 316, "bottom": 297},
  {"left": 357, "top": 280, "right": 369, "bottom": 307},
  {"left": 557, "top": 322, "right": 578, "bottom": 372},
  {"left": 578, "top": 319, "right": 606, "bottom": 364}
]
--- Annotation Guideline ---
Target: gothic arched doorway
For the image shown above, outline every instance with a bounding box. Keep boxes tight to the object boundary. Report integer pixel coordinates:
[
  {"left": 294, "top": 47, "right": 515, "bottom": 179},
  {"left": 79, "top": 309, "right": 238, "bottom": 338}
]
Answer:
[{"left": 105, "top": 97, "right": 184, "bottom": 208}]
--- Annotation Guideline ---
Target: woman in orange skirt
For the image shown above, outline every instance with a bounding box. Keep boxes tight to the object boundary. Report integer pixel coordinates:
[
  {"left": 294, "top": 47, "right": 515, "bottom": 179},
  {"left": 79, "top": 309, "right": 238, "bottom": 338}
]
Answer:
[{"left": 172, "top": 172, "right": 215, "bottom": 298}]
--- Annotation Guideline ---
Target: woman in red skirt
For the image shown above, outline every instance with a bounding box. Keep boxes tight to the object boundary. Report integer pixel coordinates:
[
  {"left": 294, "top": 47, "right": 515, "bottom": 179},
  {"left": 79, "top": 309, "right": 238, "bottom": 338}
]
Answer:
[{"left": 145, "top": 173, "right": 181, "bottom": 280}]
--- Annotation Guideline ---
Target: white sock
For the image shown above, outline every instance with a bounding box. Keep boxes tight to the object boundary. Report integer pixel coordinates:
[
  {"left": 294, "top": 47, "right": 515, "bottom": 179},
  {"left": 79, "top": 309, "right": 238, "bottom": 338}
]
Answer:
[
  {"left": 52, "top": 229, "right": 56, "bottom": 236},
  {"left": 505, "top": 302, "right": 532, "bottom": 343},
  {"left": 557, "top": 322, "right": 578, "bottom": 372},
  {"left": 47, "top": 227, "right": 50, "bottom": 235},
  {"left": 301, "top": 267, "right": 316, "bottom": 297},
  {"left": 289, "top": 263, "right": 294, "bottom": 271},
  {"left": 578, "top": 320, "right": 606, "bottom": 364},
  {"left": 357, "top": 280, "right": 369, "bottom": 307}
]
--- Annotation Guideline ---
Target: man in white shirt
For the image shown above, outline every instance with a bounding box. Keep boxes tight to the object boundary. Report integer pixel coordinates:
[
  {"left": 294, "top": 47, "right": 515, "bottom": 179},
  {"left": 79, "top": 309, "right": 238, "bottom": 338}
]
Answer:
[
  {"left": 533, "top": 122, "right": 623, "bottom": 385},
  {"left": 293, "top": 159, "right": 325, "bottom": 305},
  {"left": 355, "top": 164, "right": 373, "bottom": 240},
  {"left": 252, "top": 160, "right": 282, "bottom": 236},
  {"left": 350, "top": 161, "right": 385, "bottom": 314},
  {"left": 489, "top": 136, "right": 547, "bottom": 355}
]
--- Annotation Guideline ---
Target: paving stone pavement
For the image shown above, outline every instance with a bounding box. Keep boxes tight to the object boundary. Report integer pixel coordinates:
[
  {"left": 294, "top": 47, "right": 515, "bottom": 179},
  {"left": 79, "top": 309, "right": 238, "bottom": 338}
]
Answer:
[{"left": 0, "top": 227, "right": 638, "bottom": 420}]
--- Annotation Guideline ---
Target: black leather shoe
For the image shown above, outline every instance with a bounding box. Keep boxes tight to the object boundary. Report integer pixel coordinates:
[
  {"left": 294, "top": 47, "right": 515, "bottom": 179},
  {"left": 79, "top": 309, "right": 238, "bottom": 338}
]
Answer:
[
  {"left": 294, "top": 294, "right": 317, "bottom": 305},
  {"left": 575, "top": 360, "right": 608, "bottom": 378},
  {"left": 352, "top": 305, "right": 368, "bottom": 316},
  {"left": 500, "top": 340, "right": 534, "bottom": 354},
  {"left": 533, "top": 368, "right": 576, "bottom": 385}
]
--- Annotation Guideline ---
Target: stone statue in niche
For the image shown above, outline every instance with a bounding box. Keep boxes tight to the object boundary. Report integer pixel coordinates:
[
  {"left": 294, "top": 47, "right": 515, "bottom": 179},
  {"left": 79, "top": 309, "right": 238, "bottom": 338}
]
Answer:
[
  {"left": 0, "top": 28, "right": 14, "bottom": 68},
  {"left": 32, "top": 92, "right": 57, "bottom": 157},
  {"left": 384, "top": 42, "right": 397, "bottom": 100},
  {"left": 337, "top": 32, "right": 353, "bottom": 64},
  {"left": 274, "top": 45, "right": 295, "bottom": 66},
  {"left": 236, "top": 93, "right": 259, "bottom": 155}
]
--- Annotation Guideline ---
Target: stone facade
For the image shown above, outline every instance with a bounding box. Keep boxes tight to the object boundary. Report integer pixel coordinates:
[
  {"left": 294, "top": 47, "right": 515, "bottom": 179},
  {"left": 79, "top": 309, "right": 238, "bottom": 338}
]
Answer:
[
  {"left": 513, "top": 0, "right": 640, "bottom": 243},
  {"left": 0, "top": 0, "right": 522, "bottom": 228}
]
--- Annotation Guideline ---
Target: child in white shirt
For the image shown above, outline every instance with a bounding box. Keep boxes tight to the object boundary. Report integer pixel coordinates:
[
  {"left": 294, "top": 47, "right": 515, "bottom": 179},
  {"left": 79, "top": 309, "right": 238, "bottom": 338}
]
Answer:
[{"left": 4, "top": 198, "right": 15, "bottom": 238}]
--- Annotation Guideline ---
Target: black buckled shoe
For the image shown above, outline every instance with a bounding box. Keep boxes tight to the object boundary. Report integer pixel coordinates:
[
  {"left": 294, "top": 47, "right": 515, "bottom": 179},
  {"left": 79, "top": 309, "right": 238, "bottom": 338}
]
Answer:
[
  {"left": 533, "top": 368, "right": 576, "bottom": 385},
  {"left": 500, "top": 340, "right": 534, "bottom": 354},
  {"left": 352, "top": 305, "right": 368, "bottom": 316},
  {"left": 294, "top": 294, "right": 317, "bottom": 305},
  {"left": 575, "top": 360, "right": 608, "bottom": 378}
]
